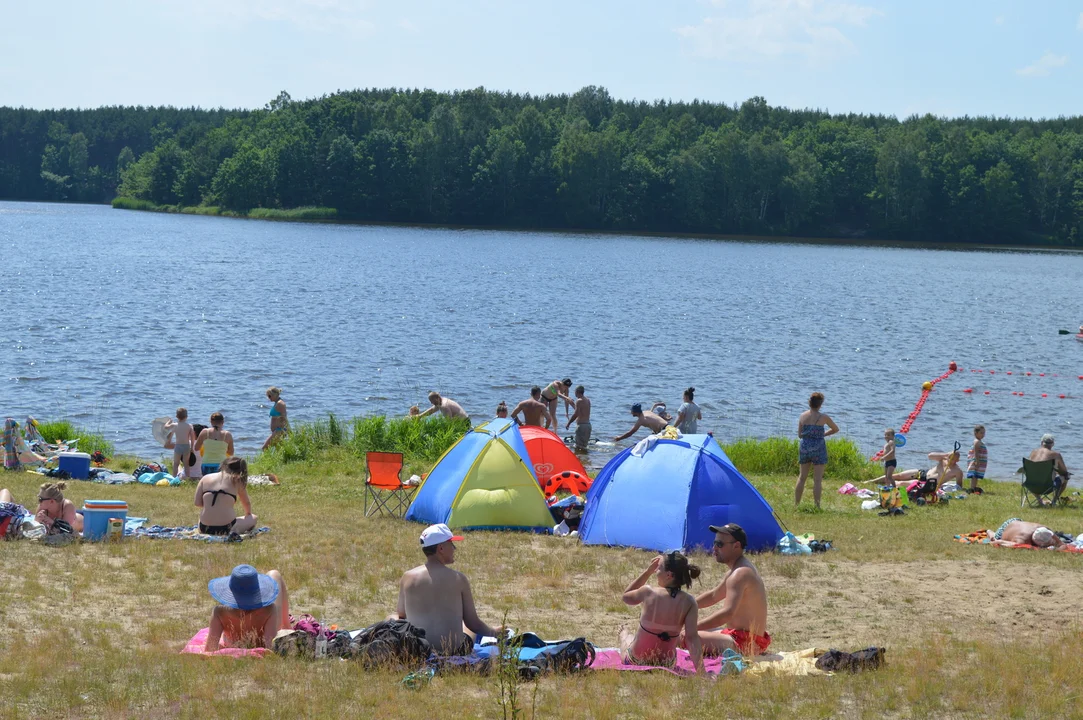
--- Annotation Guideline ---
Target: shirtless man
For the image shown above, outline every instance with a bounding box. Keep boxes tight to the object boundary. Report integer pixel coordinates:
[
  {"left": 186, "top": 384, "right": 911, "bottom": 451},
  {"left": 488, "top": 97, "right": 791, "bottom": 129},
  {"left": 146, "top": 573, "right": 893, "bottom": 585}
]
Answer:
[
  {"left": 417, "top": 392, "right": 469, "bottom": 421},
  {"left": 867, "top": 449, "right": 964, "bottom": 489},
  {"left": 682, "top": 523, "right": 771, "bottom": 657},
  {"left": 204, "top": 565, "right": 291, "bottom": 651},
  {"left": 1030, "top": 434, "right": 1071, "bottom": 504},
  {"left": 566, "top": 385, "right": 592, "bottom": 451},
  {"left": 393, "top": 523, "right": 501, "bottom": 655},
  {"left": 511, "top": 387, "right": 555, "bottom": 429},
  {"left": 613, "top": 403, "right": 668, "bottom": 442},
  {"left": 989, "top": 519, "right": 1065, "bottom": 548}
]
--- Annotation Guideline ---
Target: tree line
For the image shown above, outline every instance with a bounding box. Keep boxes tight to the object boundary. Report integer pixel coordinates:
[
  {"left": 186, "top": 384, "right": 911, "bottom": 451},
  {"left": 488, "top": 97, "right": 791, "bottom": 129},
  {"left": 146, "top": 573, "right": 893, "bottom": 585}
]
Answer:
[{"left": 4, "top": 88, "right": 1083, "bottom": 244}]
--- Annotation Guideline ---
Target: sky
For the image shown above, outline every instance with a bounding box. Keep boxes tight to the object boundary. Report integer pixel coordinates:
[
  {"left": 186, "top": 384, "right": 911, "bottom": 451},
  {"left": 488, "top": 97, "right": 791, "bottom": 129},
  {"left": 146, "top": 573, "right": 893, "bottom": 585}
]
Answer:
[{"left": 2, "top": 0, "right": 1082, "bottom": 119}]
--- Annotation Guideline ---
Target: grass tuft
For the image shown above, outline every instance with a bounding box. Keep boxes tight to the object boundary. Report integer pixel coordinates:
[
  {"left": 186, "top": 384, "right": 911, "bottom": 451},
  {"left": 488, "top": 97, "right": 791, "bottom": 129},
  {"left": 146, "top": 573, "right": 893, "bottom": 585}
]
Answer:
[
  {"left": 35, "top": 419, "right": 115, "bottom": 456},
  {"left": 723, "top": 436, "right": 878, "bottom": 482}
]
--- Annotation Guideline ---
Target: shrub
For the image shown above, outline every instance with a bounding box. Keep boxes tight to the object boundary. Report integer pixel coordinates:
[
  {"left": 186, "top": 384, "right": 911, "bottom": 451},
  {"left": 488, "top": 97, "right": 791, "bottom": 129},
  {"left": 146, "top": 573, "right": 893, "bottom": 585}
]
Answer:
[{"left": 111, "top": 197, "right": 157, "bottom": 211}]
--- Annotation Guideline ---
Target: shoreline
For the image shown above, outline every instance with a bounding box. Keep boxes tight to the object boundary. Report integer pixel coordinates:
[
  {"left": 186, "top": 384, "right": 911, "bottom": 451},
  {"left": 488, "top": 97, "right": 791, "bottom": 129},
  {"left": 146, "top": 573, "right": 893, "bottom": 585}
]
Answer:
[{"left": 94, "top": 197, "right": 1083, "bottom": 255}]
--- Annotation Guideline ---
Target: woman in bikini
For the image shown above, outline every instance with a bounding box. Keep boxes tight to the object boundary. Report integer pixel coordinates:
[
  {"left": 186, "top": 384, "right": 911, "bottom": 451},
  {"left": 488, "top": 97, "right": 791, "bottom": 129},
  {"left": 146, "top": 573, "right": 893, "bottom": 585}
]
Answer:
[
  {"left": 0, "top": 482, "right": 83, "bottom": 534},
  {"left": 194, "top": 412, "right": 233, "bottom": 475},
  {"left": 262, "top": 387, "right": 289, "bottom": 450},
  {"left": 540, "top": 379, "right": 575, "bottom": 428},
  {"left": 194, "top": 456, "right": 258, "bottom": 535},
  {"left": 618, "top": 552, "right": 705, "bottom": 674},
  {"left": 795, "top": 392, "right": 839, "bottom": 509}
]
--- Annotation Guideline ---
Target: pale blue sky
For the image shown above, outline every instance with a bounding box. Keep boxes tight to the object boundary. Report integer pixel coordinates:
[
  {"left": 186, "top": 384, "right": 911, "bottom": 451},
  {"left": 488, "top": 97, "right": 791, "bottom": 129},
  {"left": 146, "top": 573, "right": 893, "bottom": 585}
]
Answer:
[{"left": 2, "top": 0, "right": 1082, "bottom": 118}]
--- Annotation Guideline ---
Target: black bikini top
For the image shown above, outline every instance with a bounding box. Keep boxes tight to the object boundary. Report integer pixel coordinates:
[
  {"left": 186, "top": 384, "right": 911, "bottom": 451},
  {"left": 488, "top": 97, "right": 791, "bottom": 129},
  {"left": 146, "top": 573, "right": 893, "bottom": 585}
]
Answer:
[{"left": 203, "top": 488, "right": 237, "bottom": 506}]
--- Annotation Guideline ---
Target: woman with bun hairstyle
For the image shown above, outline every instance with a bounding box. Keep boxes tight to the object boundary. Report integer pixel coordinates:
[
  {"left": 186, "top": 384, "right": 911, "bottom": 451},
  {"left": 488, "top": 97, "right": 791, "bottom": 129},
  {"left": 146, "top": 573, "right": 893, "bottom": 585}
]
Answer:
[
  {"left": 795, "top": 392, "right": 839, "bottom": 509},
  {"left": 0, "top": 482, "right": 83, "bottom": 534},
  {"left": 618, "top": 551, "right": 705, "bottom": 673},
  {"left": 674, "top": 387, "right": 702, "bottom": 435}
]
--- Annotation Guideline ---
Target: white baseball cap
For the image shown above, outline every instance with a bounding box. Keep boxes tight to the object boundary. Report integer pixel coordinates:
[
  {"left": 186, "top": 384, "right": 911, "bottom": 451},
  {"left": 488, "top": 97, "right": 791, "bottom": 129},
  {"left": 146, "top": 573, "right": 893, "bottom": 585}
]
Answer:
[
  {"left": 1032, "top": 526, "right": 1055, "bottom": 547},
  {"left": 420, "top": 523, "right": 464, "bottom": 548}
]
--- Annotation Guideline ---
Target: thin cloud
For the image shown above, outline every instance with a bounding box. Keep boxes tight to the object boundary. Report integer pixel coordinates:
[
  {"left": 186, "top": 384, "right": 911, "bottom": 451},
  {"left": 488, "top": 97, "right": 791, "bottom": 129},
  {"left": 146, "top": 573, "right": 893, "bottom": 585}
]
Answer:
[
  {"left": 1016, "top": 52, "right": 1068, "bottom": 78},
  {"left": 676, "top": 0, "right": 882, "bottom": 63},
  {"left": 178, "top": 0, "right": 375, "bottom": 35},
  {"left": 994, "top": 15, "right": 1004, "bottom": 26}
]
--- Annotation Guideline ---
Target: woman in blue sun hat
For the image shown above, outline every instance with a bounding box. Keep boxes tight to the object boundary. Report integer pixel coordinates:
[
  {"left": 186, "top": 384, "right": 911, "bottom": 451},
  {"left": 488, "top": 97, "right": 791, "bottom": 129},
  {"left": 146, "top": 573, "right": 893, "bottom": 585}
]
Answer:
[{"left": 204, "top": 565, "right": 291, "bottom": 651}]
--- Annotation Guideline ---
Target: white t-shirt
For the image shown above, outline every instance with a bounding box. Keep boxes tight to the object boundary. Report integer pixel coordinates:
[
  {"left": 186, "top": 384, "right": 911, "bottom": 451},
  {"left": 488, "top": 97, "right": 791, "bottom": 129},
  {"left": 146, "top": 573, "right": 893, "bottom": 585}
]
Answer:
[{"left": 676, "top": 402, "right": 700, "bottom": 434}]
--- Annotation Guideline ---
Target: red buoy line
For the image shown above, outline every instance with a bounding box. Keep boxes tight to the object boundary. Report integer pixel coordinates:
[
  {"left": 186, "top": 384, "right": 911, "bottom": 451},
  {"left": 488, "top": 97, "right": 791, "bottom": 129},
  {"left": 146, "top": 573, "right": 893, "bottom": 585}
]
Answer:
[
  {"left": 871, "top": 361, "right": 959, "bottom": 461},
  {"left": 969, "top": 369, "right": 1083, "bottom": 379}
]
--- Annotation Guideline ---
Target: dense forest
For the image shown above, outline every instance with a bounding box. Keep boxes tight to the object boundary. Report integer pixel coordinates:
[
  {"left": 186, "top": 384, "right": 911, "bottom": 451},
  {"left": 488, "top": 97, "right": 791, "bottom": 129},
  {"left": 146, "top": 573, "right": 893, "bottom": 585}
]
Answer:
[{"left": 4, "top": 87, "right": 1083, "bottom": 244}]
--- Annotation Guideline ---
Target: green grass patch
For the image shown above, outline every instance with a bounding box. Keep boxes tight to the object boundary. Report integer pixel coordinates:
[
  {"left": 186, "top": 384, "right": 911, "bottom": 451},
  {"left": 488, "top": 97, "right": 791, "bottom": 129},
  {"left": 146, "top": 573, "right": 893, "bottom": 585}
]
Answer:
[
  {"left": 35, "top": 419, "right": 115, "bottom": 456},
  {"left": 247, "top": 206, "right": 337, "bottom": 220},
  {"left": 110, "top": 196, "right": 157, "bottom": 211},
  {"left": 112, "top": 197, "right": 335, "bottom": 221},
  {"left": 724, "top": 436, "right": 878, "bottom": 482}
]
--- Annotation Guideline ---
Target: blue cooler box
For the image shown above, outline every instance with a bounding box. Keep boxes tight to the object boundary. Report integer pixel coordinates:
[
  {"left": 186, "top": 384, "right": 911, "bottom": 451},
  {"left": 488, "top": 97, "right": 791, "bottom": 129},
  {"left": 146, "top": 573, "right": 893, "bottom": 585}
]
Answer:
[
  {"left": 82, "top": 501, "right": 128, "bottom": 541},
  {"left": 58, "top": 451, "right": 91, "bottom": 479}
]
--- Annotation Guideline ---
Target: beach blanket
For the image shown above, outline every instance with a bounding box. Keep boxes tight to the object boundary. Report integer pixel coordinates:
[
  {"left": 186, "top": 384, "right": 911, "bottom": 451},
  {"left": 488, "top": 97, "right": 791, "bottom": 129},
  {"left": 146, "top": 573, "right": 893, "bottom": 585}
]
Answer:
[
  {"left": 129, "top": 525, "right": 270, "bottom": 542},
  {"left": 954, "top": 528, "right": 1083, "bottom": 553},
  {"left": 181, "top": 627, "right": 270, "bottom": 658},
  {"left": 590, "top": 647, "right": 827, "bottom": 677}
]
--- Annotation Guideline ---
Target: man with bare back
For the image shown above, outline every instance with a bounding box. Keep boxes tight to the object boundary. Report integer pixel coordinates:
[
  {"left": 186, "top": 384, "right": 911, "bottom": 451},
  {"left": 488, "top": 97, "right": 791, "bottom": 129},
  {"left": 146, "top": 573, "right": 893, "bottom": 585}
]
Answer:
[
  {"left": 682, "top": 523, "right": 771, "bottom": 657},
  {"left": 566, "top": 385, "right": 592, "bottom": 451},
  {"left": 393, "top": 524, "right": 502, "bottom": 655},
  {"left": 511, "top": 387, "right": 555, "bottom": 429},
  {"left": 613, "top": 403, "right": 668, "bottom": 442}
]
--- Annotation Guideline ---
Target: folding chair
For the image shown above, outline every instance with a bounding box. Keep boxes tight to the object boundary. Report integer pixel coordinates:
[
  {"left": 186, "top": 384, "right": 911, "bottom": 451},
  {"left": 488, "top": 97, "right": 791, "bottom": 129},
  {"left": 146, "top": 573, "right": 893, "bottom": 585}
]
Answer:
[
  {"left": 1018, "top": 458, "right": 1062, "bottom": 507},
  {"left": 364, "top": 451, "right": 416, "bottom": 517}
]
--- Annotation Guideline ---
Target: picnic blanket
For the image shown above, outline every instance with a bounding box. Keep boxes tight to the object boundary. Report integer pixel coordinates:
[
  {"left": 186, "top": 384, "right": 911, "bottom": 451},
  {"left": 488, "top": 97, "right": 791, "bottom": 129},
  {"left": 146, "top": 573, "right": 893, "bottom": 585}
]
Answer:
[
  {"left": 954, "top": 528, "right": 1083, "bottom": 553},
  {"left": 181, "top": 627, "right": 270, "bottom": 658},
  {"left": 590, "top": 647, "right": 827, "bottom": 676},
  {"left": 129, "top": 525, "right": 271, "bottom": 543}
]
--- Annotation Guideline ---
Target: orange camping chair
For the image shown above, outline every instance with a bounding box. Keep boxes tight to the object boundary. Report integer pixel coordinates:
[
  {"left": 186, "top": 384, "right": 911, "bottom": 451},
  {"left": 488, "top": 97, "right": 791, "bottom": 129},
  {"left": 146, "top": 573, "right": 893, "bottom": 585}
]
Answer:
[{"left": 364, "top": 451, "right": 415, "bottom": 518}]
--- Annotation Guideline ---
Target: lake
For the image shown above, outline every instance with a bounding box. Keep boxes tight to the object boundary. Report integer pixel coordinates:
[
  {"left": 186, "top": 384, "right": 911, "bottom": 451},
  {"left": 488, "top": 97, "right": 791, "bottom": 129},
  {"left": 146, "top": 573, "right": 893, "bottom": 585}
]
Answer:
[{"left": 2, "top": 200, "right": 1081, "bottom": 479}]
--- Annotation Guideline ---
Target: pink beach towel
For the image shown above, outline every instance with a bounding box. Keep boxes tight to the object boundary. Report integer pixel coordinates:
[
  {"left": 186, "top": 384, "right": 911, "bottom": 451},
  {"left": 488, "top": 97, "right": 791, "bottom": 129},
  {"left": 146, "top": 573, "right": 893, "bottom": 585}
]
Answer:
[
  {"left": 590, "top": 648, "right": 728, "bottom": 676},
  {"left": 181, "top": 627, "right": 270, "bottom": 658}
]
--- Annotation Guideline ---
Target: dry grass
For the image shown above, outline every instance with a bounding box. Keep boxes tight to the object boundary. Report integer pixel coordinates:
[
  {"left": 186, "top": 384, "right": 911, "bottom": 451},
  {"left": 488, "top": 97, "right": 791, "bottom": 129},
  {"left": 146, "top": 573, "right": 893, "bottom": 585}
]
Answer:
[{"left": 3, "top": 457, "right": 1083, "bottom": 719}]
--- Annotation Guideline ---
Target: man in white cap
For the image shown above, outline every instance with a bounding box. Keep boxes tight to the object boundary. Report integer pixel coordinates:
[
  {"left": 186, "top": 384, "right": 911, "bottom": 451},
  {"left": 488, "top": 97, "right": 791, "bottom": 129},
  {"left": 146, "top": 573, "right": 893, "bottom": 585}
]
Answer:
[
  {"left": 393, "top": 523, "right": 501, "bottom": 655},
  {"left": 1029, "top": 434, "right": 1072, "bottom": 504},
  {"left": 990, "top": 519, "right": 1066, "bottom": 548}
]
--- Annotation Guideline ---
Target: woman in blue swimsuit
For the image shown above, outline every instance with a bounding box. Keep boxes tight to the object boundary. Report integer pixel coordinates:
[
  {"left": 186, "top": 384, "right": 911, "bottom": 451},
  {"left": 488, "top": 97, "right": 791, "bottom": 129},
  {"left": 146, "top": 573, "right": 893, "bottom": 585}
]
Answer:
[
  {"left": 795, "top": 392, "right": 839, "bottom": 509},
  {"left": 262, "top": 387, "right": 289, "bottom": 450}
]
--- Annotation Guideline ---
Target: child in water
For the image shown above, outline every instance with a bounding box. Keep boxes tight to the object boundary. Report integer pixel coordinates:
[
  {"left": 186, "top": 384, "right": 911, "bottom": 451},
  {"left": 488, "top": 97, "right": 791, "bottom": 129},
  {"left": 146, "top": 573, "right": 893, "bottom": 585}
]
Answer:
[
  {"left": 966, "top": 424, "right": 986, "bottom": 494},
  {"left": 879, "top": 428, "right": 897, "bottom": 484}
]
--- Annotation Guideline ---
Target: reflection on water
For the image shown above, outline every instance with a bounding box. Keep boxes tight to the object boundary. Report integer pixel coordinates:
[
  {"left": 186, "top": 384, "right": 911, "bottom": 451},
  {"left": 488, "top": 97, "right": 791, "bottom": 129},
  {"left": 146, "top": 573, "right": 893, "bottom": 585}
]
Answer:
[{"left": 1, "top": 201, "right": 1082, "bottom": 479}]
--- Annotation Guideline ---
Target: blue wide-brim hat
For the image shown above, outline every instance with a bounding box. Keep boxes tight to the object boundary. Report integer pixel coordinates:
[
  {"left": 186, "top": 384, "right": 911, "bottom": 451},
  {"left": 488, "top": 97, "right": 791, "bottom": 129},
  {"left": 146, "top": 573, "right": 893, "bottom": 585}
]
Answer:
[{"left": 208, "top": 564, "right": 279, "bottom": 610}]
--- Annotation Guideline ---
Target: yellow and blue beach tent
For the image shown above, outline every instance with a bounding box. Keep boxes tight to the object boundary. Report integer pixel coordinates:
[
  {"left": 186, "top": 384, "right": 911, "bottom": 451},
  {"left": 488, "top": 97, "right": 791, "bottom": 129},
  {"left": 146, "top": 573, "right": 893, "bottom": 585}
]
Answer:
[{"left": 405, "top": 418, "right": 554, "bottom": 531}]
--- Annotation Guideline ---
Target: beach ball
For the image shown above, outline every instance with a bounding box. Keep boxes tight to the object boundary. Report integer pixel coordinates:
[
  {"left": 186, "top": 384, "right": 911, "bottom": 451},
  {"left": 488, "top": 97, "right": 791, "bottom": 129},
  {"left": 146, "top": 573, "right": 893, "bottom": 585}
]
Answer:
[{"left": 894, "top": 433, "right": 907, "bottom": 447}]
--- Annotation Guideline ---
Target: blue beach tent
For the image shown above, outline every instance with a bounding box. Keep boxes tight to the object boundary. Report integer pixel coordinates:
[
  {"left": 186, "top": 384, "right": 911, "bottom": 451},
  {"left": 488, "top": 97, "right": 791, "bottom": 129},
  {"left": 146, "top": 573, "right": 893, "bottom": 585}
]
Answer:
[
  {"left": 579, "top": 434, "right": 783, "bottom": 553},
  {"left": 405, "top": 418, "right": 554, "bottom": 531}
]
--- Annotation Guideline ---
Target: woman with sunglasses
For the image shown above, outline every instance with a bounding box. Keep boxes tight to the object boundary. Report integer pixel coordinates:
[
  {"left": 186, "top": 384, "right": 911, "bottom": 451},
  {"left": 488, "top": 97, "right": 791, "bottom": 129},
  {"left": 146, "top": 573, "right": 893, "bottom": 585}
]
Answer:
[
  {"left": 618, "top": 551, "right": 705, "bottom": 673},
  {"left": 0, "top": 482, "right": 83, "bottom": 534}
]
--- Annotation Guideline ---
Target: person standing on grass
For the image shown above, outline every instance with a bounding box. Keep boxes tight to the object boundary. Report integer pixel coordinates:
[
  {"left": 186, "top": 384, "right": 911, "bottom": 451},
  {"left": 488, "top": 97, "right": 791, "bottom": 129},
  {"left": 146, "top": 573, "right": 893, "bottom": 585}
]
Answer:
[
  {"left": 417, "top": 392, "right": 469, "bottom": 421},
  {"left": 877, "top": 428, "right": 897, "bottom": 485},
  {"left": 566, "top": 385, "right": 592, "bottom": 451},
  {"left": 204, "top": 565, "right": 291, "bottom": 651},
  {"left": 966, "top": 425, "right": 987, "bottom": 494},
  {"left": 795, "top": 392, "right": 838, "bottom": 509},
  {"left": 263, "top": 386, "right": 289, "bottom": 450},
  {"left": 392, "top": 524, "right": 502, "bottom": 655}
]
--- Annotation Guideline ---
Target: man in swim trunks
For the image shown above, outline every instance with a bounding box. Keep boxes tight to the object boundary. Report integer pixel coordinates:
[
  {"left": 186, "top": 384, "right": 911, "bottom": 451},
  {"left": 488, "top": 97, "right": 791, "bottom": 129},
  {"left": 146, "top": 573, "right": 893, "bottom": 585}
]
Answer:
[
  {"left": 989, "top": 519, "right": 1066, "bottom": 548},
  {"left": 566, "top": 385, "right": 592, "bottom": 451},
  {"left": 683, "top": 523, "right": 771, "bottom": 657},
  {"left": 511, "top": 387, "right": 555, "bottom": 429},
  {"left": 613, "top": 403, "right": 669, "bottom": 442},
  {"left": 204, "top": 565, "right": 291, "bottom": 651},
  {"left": 1029, "top": 434, "right": 1071, "bottom": 504},
  {"left": 393, "top": 523, "right": 502, "bottom": 655},
  {"left": 417, "top": 392, "right": 469, "bottom": 421}
]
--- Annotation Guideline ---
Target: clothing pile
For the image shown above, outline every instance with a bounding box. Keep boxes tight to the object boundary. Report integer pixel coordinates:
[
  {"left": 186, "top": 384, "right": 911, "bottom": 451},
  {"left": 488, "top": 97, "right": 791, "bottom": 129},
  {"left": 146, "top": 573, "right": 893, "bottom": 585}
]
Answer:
[
  {"left": 128, "top": 525, "right": 270, "bottom": 543},
  {"left": 776, "top": 532, "right": 832, "bottom": 554}
]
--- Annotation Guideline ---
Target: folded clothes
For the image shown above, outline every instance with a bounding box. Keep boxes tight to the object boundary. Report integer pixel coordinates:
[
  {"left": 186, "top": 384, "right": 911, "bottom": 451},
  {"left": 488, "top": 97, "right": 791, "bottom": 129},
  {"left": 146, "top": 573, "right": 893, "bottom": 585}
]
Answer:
[
  {"left": 181, "top": 627, "right": 270, "bottom": 658},
  {"left": 129, "top": 525, "right": 270, "bottom": 542}
]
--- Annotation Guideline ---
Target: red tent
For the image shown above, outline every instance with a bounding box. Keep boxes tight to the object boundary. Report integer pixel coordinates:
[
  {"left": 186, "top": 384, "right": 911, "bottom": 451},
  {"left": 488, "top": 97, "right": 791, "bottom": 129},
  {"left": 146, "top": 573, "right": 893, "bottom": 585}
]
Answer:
[{"left": 518, "top": 426, "right": 589, "bottom": 489}]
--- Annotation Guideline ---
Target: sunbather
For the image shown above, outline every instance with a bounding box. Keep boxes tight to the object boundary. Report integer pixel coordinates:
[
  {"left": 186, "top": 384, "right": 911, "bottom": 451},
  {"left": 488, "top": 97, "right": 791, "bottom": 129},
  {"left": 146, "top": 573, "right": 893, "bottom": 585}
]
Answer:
[
  {"left": 392, "top": 523, "right": 501, "bottom": 655},
  {"left": 684, "top": 523, "right": 771, "bottom": 657},
  {"left": 989, "top": 519, "right": 1066, "bottom": 548},
  {"left": 204, "top": 565, "right": 291, "bottom": 651},
  {"left": 866, "top": 448, "right": 963, "bottom": 489},
  {"left": 194, "top": 456, "right": 258, "bottom": 536},
  {"left": 1, "top": 483, "right": 83, "bottom": 534},
  {"left": 618, "top": 552, "right": 704, "bottom": 673}
]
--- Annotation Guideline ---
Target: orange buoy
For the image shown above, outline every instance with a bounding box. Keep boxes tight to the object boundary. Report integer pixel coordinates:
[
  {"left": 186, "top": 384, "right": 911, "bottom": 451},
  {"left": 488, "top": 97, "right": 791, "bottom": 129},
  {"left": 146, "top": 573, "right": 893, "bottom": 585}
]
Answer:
[{"left": 963, "top": 388, "right": 973, "bottom": 393}]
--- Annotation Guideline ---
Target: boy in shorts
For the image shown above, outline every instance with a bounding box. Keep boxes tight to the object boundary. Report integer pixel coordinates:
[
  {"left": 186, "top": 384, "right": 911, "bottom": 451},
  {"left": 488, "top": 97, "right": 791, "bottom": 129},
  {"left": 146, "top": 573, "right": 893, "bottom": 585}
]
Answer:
[{"left": 966, "top": 425, "right": 986, "bottom": 494}]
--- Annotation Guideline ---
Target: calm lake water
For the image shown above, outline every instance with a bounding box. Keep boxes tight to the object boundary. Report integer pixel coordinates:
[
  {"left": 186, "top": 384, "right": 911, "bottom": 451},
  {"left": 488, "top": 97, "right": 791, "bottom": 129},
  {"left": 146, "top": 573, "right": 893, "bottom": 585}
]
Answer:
[{"left": 2, "top": 200, "right": 1081, "bottom": 479}]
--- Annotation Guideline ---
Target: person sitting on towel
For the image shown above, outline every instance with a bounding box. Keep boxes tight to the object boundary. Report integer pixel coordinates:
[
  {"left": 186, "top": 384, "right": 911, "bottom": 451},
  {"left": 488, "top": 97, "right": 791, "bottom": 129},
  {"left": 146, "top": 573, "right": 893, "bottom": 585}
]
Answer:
[
  {"left": 613, "top": 403, "right": 668, "bottom": 442},
  {"left": 392, "top": 524, "right": 502, "bottom": 655},
  {"left": 682, "top": 523, "right": 771, "bottom": 657},
  {"left": 989, "top": 519, "right": 1066, "bottom": 548},
  {"left": 204, "top": 564, "right": 291, "bottom": 651},
  {"left": 195, "top": 456, "right": 258, "bottom": 536},
  {"left": 619, "top": 552, "right": 705, "bottom": 673}
]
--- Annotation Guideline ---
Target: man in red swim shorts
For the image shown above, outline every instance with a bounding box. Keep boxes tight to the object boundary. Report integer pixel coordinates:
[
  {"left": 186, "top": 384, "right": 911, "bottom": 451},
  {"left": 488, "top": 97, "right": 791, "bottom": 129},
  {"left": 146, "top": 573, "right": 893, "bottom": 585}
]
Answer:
[{"left": 683, "top": 523, "right": 771, "bottom": 657}]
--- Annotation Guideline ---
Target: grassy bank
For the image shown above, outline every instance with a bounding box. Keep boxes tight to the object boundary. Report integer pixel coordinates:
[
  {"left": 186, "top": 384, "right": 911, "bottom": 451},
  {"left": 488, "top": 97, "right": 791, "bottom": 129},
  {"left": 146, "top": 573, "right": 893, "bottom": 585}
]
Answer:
[
  {"left": 2, "top": 446, "right": 1081, "bottom": 718},
  {"left": 111, "top": 197, "right": 337, "bottom": 221},
  {"left": 35, "top": 419, "right": 114, "bottom": 456}
]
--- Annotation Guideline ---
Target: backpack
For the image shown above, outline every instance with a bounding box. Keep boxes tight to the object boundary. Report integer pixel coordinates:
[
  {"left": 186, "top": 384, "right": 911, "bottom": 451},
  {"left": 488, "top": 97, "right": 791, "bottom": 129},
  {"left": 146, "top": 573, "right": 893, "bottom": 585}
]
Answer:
[
  {"left": 351, "top": 620, "right": 434, "bottom": 667},
  {"left": 815, "top": 647, "right": 886, "bottom": 673}
]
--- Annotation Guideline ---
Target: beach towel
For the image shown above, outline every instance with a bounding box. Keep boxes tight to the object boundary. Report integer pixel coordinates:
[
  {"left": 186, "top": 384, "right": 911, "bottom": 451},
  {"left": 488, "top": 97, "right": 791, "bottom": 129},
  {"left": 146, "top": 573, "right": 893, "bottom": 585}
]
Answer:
[
  {"left": 181, "top": 627, "right": 270, "bottom": 658},
  {"left": 590, "top": 647, "right": 828, "bottom": 677},
  {"left": 954, "top": 529, "right": 1083, "bottom": 553},
  {"left": 138, "top": 471, "right": 181, "bottom": 486},
  {"left": 129, "top": 525, "right": 270, "bottom": 543},
  {"left": 151, "top": 417, "right": 173, "bottom": 447}
]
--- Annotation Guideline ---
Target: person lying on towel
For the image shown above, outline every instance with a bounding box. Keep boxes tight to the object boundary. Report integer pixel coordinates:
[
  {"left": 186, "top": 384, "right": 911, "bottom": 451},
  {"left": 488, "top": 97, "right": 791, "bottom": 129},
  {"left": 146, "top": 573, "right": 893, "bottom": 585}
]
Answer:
[
  {"left": 681, "top": 523, "right": 771, "bottom": 657},
  {"left": 989, "top": 519, "right": 1066, "bottom": 548},
  {"left": 205, "top": 565, "right": 291, "bottom": 651},
  {"left": 618, "top": 552, "right": 705, "bottom": 674},
  {"left": 391, "top": 524, "right": 502, "bottom": 655}
]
